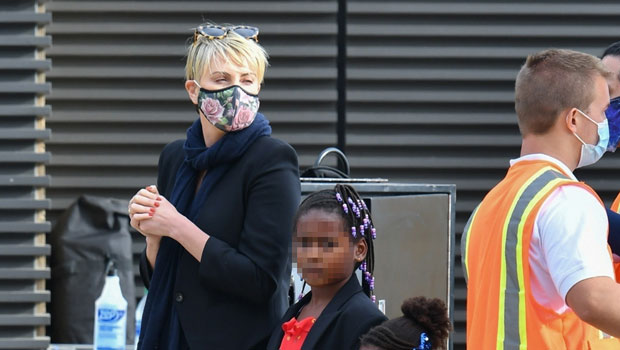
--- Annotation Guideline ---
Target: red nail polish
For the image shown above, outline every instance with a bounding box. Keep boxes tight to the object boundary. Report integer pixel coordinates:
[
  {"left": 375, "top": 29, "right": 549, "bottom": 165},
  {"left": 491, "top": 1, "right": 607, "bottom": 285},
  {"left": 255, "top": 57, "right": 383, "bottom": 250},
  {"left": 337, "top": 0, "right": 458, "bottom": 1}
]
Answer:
[
  {"left": 150, "top": 208, "right": 156, "bottom": 213},
  {"left": 149, "top": 212, "right": 154, "bottom": 216},
  {"left": 154, "top": 201, "right": 160, "bottom": 207},
  {"left": 156, "top": 196, "right": 162, "bottom": 201}
]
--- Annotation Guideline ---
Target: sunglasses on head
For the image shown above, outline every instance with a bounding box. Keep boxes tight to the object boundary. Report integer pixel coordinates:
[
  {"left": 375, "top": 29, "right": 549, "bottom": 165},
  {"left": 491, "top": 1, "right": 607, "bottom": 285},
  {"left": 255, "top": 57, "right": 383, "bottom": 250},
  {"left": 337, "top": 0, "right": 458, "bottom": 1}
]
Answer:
[{"left": 193, "top": 25, "right": 259, "bottom": 43}]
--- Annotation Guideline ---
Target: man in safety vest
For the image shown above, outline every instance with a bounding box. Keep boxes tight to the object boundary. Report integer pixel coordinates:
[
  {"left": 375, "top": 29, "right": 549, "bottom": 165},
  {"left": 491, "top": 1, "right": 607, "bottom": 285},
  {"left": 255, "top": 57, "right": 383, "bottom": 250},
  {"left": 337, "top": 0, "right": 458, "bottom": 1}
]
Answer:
[{"left": 462, "top": 48, "right": 620, "bottom": 349}]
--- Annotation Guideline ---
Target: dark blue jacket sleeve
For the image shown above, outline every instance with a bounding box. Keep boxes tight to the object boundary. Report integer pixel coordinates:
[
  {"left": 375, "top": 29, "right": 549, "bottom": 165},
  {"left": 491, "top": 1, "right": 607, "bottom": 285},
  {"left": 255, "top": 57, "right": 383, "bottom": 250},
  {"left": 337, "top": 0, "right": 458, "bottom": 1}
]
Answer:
[{"left": 606, "top": 208, "right": 620, "bottom": 255}]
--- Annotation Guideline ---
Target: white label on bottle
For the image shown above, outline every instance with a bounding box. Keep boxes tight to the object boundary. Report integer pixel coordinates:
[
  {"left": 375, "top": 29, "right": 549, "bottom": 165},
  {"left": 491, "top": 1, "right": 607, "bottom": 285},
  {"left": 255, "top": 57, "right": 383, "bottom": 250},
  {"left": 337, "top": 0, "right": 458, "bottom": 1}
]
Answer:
[{"left": 95, "top": 307, "right": 126, "bottom": 350}]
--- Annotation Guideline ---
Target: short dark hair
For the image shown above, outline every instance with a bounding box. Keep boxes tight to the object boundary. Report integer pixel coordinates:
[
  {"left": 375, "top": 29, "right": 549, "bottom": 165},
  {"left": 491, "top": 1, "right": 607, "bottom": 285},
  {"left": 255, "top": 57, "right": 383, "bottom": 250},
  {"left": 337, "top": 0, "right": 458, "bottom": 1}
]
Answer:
[
  {"left": 602, "top": 41, "right": 620, "bottom": 59},
  {"left": 515, "top": 49, "right": 610, "bottom": 135}
]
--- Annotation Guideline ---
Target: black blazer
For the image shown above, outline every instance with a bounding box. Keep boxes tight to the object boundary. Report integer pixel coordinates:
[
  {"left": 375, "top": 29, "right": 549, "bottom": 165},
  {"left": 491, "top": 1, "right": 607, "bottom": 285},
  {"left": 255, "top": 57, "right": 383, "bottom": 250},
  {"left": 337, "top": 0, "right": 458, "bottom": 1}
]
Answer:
[
  {"left": 266, "top": 275, "right": 388, "bottom": 350},
  {"left": 140, "top": 135, "right": 301, "bottom": 349}
]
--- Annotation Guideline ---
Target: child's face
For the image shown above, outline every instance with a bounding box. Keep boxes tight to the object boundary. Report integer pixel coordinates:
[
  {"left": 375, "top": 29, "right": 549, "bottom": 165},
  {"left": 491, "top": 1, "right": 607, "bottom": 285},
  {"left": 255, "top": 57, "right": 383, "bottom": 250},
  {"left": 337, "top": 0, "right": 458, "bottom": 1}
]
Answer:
[{"left": 294, "top": 209, "right": 367, "bottom": 287}]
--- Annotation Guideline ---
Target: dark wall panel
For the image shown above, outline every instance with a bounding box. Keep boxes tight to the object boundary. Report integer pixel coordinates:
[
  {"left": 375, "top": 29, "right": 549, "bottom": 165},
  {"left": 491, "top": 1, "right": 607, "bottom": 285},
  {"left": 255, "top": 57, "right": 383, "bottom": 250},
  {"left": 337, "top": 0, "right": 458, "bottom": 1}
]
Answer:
[{"left": 0, "top": 0, "right": 51, "bottom": 349}]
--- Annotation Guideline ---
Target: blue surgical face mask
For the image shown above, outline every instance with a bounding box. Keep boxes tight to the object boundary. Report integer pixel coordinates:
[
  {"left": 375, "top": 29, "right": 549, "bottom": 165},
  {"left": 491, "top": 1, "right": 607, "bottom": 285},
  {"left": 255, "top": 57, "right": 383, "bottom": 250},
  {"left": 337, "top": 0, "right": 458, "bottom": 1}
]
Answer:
[
  {"left": 606, "top": 97, "right": 620, "bottom": 152},
  {"left": 573, "top": 108, "right": 609, "bottom": 168}
]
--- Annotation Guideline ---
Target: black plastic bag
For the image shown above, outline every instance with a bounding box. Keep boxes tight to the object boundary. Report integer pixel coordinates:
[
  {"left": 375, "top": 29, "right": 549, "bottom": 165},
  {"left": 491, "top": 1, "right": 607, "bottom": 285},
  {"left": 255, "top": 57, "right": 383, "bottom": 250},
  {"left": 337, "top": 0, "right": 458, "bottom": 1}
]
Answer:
[{"left": 50, "top": 195, "right": 135, "bottom": 344}]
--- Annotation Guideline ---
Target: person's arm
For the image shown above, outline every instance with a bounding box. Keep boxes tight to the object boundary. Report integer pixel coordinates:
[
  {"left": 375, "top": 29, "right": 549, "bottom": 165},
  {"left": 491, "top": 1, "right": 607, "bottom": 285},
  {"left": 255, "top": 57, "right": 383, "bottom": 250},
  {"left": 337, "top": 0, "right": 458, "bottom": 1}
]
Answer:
[
  {"left": 605, "top": 208, "right": 620, "bottom": 255},
  {"left": 198, "top": 142, "right": 301, "bottom": 303},
  {"left": 566, "top": 276, "right": 620, "bottom": 337},
  {"left": 137, "top": 141, "right": 181, "bottom": 286},
  {"left": 539, "top": 185, "right": 620, "bottom": 333},
  {"left": 132, "top": 188, "right": 161, "bottom": 287},
  {"left": 133, "top": 186, "right": 207, "bottom": 264},
  {"left": 139, "top": 249, "right": 153, "bottom": 289},
  {"left": 145, "top": 235, "right": 161, "bottom": 269}
]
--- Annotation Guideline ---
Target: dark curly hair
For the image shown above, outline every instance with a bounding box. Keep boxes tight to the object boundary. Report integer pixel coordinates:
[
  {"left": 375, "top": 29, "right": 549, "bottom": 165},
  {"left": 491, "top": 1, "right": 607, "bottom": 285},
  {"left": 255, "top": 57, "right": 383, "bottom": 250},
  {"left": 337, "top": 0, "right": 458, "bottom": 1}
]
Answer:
[{"left": 359, "top": 296, "right": 451, "bottom": 350}]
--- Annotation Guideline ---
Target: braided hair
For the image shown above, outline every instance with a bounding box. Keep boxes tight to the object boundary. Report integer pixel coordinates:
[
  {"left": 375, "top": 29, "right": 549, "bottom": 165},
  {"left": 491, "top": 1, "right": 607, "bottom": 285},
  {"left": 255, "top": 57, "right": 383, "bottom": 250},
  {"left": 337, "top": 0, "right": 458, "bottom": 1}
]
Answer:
[
  {"left": 294, "top": 184, "right": 377, "bottom": 301},
  {"left": 359, "top": 297, "right": 451, "bottom": 350}
]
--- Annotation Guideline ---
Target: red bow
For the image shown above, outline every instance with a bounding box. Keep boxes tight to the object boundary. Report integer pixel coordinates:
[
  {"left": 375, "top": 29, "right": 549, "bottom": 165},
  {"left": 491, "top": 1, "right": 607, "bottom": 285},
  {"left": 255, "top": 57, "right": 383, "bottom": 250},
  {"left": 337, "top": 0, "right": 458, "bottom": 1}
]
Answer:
[{"left": 282, "top": 317, "right": 316, "bottom": 337}]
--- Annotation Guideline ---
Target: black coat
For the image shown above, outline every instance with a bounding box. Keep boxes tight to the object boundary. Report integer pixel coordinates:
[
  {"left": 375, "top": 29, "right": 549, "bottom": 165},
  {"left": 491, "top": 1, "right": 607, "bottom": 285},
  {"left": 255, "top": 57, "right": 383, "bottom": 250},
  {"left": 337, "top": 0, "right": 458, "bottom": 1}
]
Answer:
[
  {"left": 140, "top": 135, "right": 301, "bottom": 349},
  {"left": 266, "top": 275, "right": 388, "bottom": 350}
]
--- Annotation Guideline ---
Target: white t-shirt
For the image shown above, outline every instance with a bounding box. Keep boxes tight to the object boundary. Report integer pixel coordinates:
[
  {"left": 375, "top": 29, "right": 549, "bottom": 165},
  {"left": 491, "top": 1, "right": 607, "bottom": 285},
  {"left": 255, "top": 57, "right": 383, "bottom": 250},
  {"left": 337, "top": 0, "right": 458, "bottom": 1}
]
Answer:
[{"left": 510, "top": 154, "right": 615, "bottom": 314}]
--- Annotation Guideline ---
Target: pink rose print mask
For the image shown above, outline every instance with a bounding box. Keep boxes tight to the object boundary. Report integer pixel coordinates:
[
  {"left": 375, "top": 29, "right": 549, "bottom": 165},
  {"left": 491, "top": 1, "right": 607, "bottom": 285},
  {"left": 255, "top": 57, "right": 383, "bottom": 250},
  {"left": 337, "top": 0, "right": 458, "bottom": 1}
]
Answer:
[{"left": 193, "top": 81, "right": 260, "bottom": 132}]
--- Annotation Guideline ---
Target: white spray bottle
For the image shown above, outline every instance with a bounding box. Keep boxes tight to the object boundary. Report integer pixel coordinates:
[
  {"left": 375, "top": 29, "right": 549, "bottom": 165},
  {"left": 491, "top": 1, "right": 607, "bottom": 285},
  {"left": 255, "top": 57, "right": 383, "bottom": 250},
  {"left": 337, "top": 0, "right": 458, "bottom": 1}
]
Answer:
[{"left": 93, "top": 260, "right": 127, "bottom": 350}]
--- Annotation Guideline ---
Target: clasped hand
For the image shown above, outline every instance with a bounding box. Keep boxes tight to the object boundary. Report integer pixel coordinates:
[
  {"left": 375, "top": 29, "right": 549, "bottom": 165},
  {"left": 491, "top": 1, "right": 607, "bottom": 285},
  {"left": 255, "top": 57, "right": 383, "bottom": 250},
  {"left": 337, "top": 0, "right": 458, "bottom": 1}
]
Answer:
[{"left": 128, "top": 185, "right": 182, "bottom": 238}]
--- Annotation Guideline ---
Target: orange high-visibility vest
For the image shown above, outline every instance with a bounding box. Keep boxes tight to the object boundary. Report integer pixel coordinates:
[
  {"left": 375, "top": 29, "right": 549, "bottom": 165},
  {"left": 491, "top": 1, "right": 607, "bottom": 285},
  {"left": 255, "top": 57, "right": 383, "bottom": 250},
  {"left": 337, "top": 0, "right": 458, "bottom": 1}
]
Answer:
[
  {"left": 612, "top": 194, "right": 620, "bottom": 213},
  {"left": 462, "top": 159, "right": 620, "bottom": 349}
]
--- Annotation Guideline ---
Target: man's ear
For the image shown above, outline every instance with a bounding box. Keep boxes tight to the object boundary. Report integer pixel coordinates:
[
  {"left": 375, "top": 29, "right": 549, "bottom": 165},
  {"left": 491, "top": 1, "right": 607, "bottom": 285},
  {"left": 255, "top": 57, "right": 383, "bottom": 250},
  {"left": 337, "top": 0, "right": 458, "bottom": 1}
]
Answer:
[
  {"left": 565, "top": 107, "right": 579, "bottom": 134},
  {"left": 185, "top": 80, "right": 199, "bottom": 105}
]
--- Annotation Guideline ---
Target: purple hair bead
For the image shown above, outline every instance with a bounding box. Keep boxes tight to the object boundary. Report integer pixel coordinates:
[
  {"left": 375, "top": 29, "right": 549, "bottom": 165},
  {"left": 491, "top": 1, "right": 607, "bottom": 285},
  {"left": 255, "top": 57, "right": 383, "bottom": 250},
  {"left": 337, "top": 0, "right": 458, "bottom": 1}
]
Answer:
[
  {"left": 336, "top": 192, "right": 343, "bottom": 202},
  {"left": 360, "top": 225, "right": 365, "bottom": 236},
  {"left": 371, "top": 295, "right": 376, "bottom": 303},
  {"left": 357, "top": 199, "right": 364, "bottom": 211},
  {"left": 350, "top": 204, "right": 360, "bottom": 218},
  {"left": 371, "top": 227, "right": 377, "bottom": 239},
  {"left": 351, "top": 226, "right": 357, "bottom": 238},
  {"left": 342, "top": 203, "right": 348, "bottom": 214}
]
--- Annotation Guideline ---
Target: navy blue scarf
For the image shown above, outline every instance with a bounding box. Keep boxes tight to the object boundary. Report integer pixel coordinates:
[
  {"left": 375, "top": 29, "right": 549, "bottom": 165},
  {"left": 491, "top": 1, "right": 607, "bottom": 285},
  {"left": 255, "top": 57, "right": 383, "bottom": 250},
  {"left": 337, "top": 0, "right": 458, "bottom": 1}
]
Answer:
[{"left": 138, "top": 113, "right": 271, "bottom": 349}]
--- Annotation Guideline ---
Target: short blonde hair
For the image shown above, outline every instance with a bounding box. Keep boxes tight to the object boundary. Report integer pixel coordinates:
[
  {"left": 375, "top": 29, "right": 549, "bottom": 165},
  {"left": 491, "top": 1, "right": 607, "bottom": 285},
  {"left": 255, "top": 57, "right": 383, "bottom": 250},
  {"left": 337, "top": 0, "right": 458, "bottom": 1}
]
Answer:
[
  {"left": 515, "top": 49, "right": 610, "bottom": 135},
  {"left": 185, "top": 23, "right": 269, "bottom": 83}
]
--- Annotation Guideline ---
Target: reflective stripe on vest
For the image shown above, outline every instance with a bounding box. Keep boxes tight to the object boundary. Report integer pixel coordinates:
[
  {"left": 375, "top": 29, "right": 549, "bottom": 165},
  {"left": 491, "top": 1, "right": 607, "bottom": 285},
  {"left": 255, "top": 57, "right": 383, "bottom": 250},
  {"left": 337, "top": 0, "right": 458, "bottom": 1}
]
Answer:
[
  {"left": 461, "top": 205, "right": 479, "bottom": 284},
  {"left": 500, "top": 167, "right": 570, "bottom": 349},
  {"left": 466, "top": 165, "right": 571, "bottom": 349}
]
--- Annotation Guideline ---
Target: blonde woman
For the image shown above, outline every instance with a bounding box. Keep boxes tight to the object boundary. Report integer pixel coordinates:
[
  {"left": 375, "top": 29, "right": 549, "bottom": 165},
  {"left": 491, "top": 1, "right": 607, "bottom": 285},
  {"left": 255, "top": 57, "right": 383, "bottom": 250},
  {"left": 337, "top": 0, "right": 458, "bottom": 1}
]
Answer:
[{"left": 128, "top": 23, "right": 301, "bottom": 349}]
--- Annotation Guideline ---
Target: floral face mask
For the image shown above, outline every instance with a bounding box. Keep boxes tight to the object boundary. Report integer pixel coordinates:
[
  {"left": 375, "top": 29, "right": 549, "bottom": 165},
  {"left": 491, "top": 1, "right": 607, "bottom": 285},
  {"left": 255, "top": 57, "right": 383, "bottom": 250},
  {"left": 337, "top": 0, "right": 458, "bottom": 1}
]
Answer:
[{"left": 193, "top": 81, "right": 260, "bottom": 132}]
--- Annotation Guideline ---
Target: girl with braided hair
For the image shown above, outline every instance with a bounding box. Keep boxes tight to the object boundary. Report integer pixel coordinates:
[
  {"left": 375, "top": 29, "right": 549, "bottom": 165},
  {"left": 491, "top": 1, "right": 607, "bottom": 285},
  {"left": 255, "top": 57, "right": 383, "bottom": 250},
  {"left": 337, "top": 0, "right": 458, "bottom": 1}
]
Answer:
[
  {"left": 359, "top": 296, "right": 451, "bottom": 350},
  {"left": 267, "top": 184, "right": 387, "bottom": 350}
]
